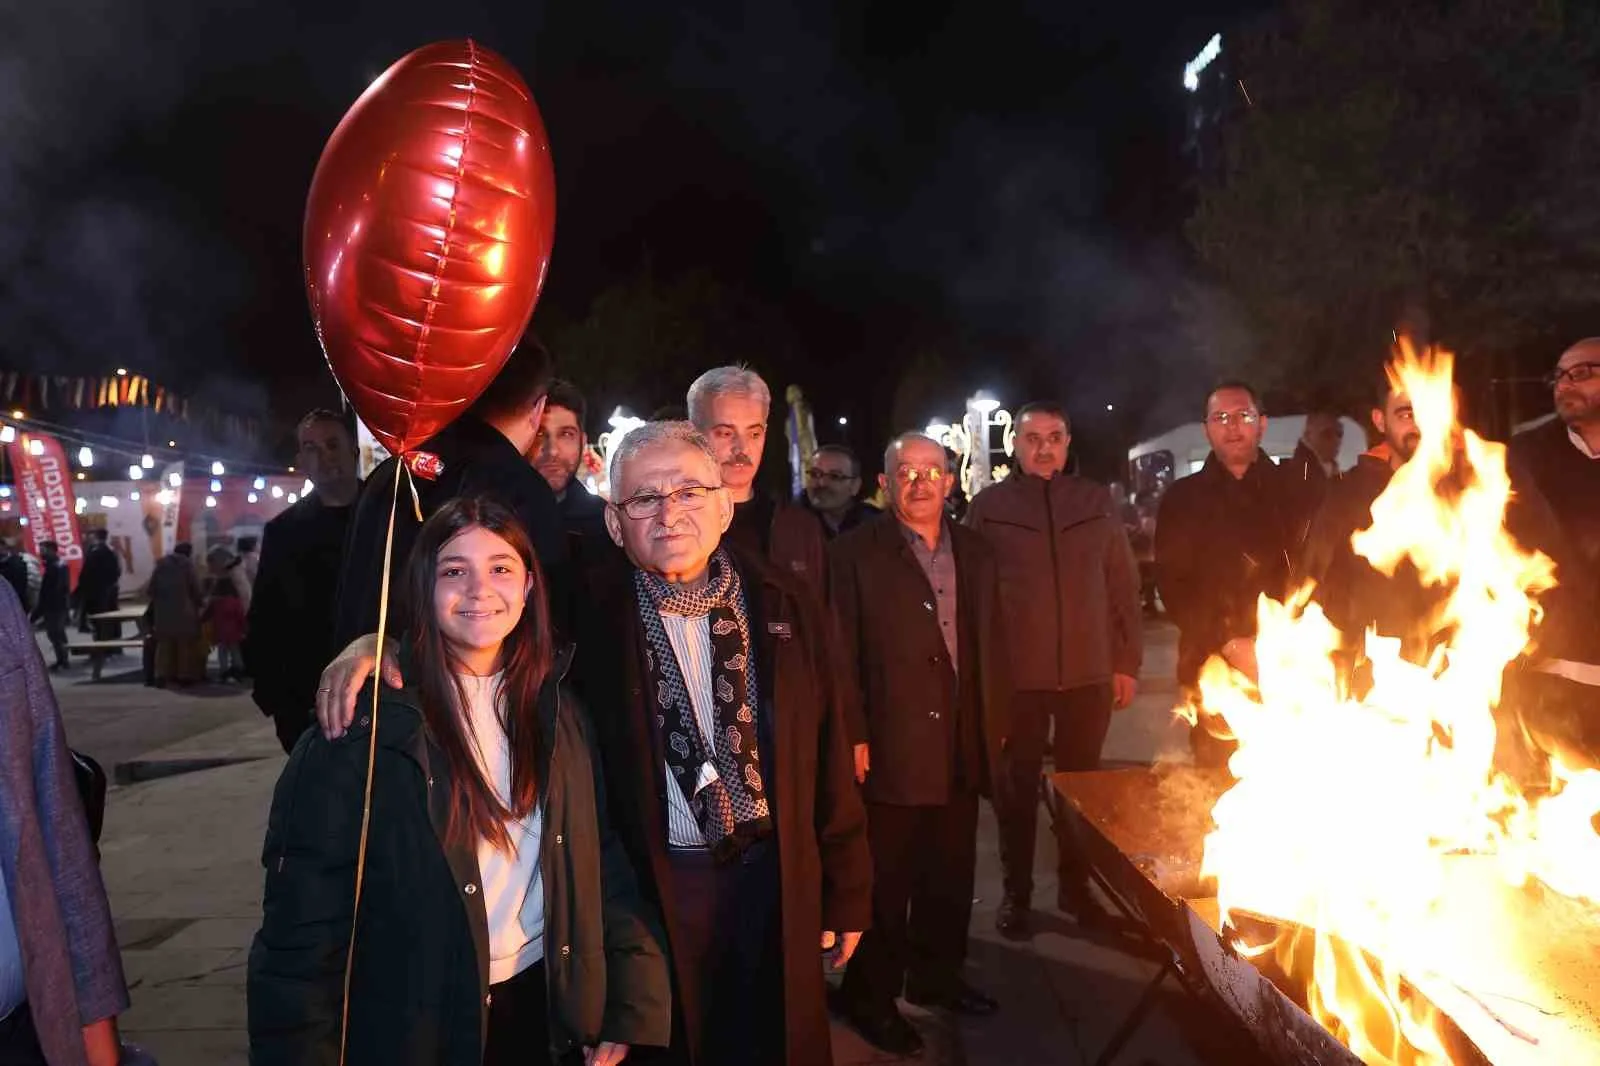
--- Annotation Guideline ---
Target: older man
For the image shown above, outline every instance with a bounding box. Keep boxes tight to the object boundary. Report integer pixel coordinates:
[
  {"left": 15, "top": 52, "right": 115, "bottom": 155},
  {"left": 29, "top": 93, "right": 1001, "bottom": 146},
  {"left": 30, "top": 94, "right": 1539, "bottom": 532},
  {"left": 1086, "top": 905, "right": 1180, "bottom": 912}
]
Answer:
[
  {"left": 965, "top": 401, "right": 1141, "bottom": 937},
  {"left": 829, "top": 433, "right": 1007, "bottom": 1055},
  {"left": 803, "top": 445, "right": 879, "bottom": 540},
  {"left": 687, "top": 366, "right": 828, "bottom": 590},
  {"left": 315, "top": 422, "right": 871, "bottom": 1066}
]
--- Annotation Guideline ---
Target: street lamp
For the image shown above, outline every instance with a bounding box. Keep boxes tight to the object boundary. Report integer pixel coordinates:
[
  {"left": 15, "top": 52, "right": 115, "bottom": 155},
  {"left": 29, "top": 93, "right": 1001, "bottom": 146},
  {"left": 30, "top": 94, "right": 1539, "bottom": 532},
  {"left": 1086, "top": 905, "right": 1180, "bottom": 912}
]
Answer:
[{"left": 837, "top": 416, "right": 848, "bottom": 427}]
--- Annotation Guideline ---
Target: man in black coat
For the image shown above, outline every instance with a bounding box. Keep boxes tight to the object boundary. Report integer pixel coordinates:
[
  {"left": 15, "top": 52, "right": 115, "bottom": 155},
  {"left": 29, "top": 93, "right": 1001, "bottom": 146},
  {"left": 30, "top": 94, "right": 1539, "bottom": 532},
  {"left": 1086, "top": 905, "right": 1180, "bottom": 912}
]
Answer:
[
  {"left": 1508, "top": 339, "right": 1600, "bottom": 666},
  {"left": 32, "top": 540, "right": 71, "bottom": 671},
  {"left": 73, "top": 530, "right": 120, "bottom": 638},
  {"left": 584, "top": 421, "right": 872, "bottom": 1066},
  {"left": 1155, "top": 382, "right": 1298, "bottom": 767},
  {"left": 529, "top": 378, "right": 619, "bottom": 573},
  {"left": 829, "top": 433, "right": 1008, "bottom": 1055},
  {"left": 802, "top": 445, "right": 880, "bottom": 540},
  {"left": 1282, "top": 410, "right": 1344, "bottom": 561},
  {"left": 0, "top": 540, "right": 28, "bottom": 612},
  {"left": 247, "top": 410, "right": 363, "bottom": 753},
  {"left": 332, "top": 339, "right": 568, "bottom": 648}
]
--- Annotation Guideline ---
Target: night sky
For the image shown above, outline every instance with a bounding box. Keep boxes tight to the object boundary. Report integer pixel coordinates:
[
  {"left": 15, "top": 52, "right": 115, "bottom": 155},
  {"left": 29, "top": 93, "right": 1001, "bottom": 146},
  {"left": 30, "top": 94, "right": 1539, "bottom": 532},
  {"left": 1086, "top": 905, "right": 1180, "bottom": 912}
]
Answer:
[{"left": 0, "top": 0, "right": 1263, "bottom": 474}]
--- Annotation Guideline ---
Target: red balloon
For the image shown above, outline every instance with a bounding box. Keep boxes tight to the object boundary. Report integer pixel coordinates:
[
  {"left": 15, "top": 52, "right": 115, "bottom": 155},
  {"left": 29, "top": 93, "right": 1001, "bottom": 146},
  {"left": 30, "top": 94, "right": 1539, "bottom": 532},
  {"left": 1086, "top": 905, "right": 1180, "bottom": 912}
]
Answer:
[{"left": 304, "top": 40, "right": 556, "bottom": 456}]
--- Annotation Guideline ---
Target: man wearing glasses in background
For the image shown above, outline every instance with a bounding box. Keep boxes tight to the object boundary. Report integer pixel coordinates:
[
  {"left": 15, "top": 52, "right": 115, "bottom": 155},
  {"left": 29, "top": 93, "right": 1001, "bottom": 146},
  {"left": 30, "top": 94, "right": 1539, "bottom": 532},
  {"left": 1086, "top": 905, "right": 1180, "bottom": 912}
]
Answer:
[
  {"left": 802, "top": 445, "right": 880, "bottom": 540},
  {"left": 828, "top": 433, "right": 1007, "bottom": 1055},
  {"left": 1155, "top": 382, "right": 1297, "bottom": 768},
  {"left": 1509, "top": 340, "right": 1600, "bottom": 675}
]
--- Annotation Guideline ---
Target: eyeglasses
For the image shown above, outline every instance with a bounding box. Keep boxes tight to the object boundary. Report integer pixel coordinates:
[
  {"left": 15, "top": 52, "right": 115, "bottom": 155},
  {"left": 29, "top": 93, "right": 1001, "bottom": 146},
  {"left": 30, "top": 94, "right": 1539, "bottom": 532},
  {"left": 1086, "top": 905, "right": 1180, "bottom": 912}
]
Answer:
[
  {"left": 1548, "top": 362, "right": 1599, "bottom": 388},
  {"left": 612, "top": 484, "right": 720, "bottom": 520},
  {"left": 806, "top": 468, "right": 855, "bottom": 484},
  {"left": 893, "top": 466, "right": 947, "bottom": 485},
  {"left": 1206, "top": 409, "right": 1260, "bottom": 427}
]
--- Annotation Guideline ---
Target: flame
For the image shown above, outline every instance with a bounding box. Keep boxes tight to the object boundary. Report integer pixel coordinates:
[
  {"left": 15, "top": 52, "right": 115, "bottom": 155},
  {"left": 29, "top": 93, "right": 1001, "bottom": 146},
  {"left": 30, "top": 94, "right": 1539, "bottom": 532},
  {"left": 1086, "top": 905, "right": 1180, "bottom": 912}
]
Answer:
[{"left": 1190, "top": 339, "right": 1600, "bottom": 1064}]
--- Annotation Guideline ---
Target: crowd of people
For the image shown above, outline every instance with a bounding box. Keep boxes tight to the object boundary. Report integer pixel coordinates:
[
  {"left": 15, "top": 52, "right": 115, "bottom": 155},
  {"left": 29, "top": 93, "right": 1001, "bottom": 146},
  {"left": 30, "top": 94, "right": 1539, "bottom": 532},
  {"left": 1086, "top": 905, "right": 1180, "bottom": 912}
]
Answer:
[{"left": 0, "top": 333, "right": 1592, "bottom": 1066}]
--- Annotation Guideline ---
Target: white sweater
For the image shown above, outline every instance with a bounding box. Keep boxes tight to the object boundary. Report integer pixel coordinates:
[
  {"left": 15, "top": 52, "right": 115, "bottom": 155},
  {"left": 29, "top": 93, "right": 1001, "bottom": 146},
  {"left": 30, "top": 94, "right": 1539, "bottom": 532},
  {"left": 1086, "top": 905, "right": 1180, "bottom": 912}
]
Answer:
[{"left": 458, "top": 673, "right": 546, "bottom": 983}]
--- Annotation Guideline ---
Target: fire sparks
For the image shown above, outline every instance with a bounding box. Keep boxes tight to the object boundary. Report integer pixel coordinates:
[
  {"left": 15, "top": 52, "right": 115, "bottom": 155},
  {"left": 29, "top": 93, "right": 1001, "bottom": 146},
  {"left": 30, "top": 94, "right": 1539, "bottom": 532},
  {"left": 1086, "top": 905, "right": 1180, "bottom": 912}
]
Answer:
[{"left": 1188, "top": 339, "right": 1600, "bottom": 1064}]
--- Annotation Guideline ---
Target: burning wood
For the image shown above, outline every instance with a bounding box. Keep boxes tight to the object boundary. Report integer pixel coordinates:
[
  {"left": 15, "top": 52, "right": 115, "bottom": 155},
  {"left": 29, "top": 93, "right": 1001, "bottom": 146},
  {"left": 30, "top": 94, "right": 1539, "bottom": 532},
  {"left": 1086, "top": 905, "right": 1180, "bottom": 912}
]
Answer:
[{"left": 1179, "top": 340, "right": 1600, "bottom": 1064}]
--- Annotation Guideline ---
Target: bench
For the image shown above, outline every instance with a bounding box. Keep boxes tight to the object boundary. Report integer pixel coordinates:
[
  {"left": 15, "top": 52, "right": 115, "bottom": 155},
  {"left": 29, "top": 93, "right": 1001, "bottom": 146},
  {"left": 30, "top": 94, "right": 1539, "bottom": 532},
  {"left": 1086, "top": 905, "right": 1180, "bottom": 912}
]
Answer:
[{"left": 67, "top": 640, "right": 146, "bottom": 681}]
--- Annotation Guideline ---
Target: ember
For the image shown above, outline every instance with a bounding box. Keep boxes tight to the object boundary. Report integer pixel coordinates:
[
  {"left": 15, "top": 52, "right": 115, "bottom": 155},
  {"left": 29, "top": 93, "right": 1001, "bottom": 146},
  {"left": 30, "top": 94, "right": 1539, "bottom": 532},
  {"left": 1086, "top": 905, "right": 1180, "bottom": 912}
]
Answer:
[{"left": 1186, "top": 340, "right": 1600, "bottom": 1065}]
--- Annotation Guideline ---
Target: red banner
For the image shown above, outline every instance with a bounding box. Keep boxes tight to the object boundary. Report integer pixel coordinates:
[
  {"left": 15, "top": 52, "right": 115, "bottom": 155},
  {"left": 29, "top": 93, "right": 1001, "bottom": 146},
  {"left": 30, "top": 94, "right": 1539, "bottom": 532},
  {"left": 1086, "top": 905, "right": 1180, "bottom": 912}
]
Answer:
[{"left": 5, "top": 431, "right": 85, "bottom": 585}]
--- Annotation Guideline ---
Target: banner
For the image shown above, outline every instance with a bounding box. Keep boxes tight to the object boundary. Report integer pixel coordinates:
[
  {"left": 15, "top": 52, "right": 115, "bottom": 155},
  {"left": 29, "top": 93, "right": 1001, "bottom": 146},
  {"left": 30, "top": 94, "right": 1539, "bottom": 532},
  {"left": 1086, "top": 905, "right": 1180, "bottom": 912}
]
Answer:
[
  {"left": 159, "top": 461, "right": 183, "bottom": 557},
  {"left": 5, "top": 431, "right": 85, "bottom": 585}
]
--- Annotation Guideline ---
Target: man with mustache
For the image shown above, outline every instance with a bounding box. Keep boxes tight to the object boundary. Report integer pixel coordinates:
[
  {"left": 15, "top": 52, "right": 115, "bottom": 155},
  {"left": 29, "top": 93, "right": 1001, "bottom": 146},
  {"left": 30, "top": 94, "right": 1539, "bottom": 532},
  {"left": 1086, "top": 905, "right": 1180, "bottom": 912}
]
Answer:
[
  {"left": 829, "top": 433, "right": 1007, "bottom": 1055},
  {"left": 964, "top": 402, "right": 1141, "bottom": 937},
  {"left": 687, "top": 367, "right": 828, "bottom": 593},
  {"left": 1155, "top": 382, "right": 1297, "bottom": 767}
]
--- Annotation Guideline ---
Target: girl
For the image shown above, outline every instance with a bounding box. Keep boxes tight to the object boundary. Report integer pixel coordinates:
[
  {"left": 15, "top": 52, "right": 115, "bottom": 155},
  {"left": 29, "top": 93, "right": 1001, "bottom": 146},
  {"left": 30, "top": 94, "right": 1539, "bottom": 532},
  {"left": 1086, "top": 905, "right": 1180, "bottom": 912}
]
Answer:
[{"left": 248, "top": 496, "right": 670, "bottom": 1065}]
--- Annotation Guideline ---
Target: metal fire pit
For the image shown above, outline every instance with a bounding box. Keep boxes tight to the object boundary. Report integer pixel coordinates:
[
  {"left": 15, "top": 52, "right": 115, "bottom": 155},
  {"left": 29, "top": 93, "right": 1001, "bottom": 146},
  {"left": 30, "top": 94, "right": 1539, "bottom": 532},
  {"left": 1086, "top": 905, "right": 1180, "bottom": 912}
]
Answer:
[{"left": 1050, "top": 767, "right": 1519, "bottom": 1066}]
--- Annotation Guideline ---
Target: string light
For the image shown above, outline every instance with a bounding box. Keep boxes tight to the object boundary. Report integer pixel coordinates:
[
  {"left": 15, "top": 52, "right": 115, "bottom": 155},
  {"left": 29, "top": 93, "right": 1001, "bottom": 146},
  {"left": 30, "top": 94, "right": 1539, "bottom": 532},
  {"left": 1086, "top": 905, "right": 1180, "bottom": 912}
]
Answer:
[
  {"left": 128, "top": 465, "right": 143, "bottom": 480},
  {"left": 301, "top": 478, "right": 314, "bottom": 495},
  {"left": 210, "top": 479, "right": 222, "bottom": 493},
  {"left": 79, "top": 446, "right": 94, "bottom": 466},
  {"left": 27, "top": 439, "right": 42, "bottom": 456},
  {"left": 98, "top": 496, "right": 118, "bottom": 508},
  {"left": 167, "top": 472, "right": 182, "bottom": 488},
  {"left": 211, "top": 461, "right": 225, "bottom": 476},
  {"left": 247, "top": 492, "right": 258, "bottom": 504},
  {"left": 75, "top": 498, "right": 87, "bottom": 514},
  {"left": 287, "top": 492, "right": 298, "bottom": 504},
  {"left": 205, "top": 495, "right": 217, "bottom": 508},
  {"left": 129, "top": 491, "right": 140, "bottom": 502},
  {"left": 0, "top": 427, "right": 13, "bottom": 444},
  {"left": 252, "top": 476, "right": 266, "bottom": 490},
  {"left": 270, "top": 486, "right": 284, "bottom": 499},
  {"left": 0, "top": 487, "right": 9, "bottom": 498},
  {"left": 140, "top": 454, "right": 154, "bottom": 469},
  {"left": 155, "top": 489, "right": 173, "bottom": 506}
]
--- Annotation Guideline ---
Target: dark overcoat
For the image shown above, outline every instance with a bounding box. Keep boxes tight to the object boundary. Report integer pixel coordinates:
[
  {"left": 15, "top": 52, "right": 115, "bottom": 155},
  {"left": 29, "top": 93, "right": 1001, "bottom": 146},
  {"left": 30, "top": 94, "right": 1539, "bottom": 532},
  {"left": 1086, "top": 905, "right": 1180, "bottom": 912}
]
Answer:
[{"left": 573, "top": 547, "right": 873, "bottom": 1066}]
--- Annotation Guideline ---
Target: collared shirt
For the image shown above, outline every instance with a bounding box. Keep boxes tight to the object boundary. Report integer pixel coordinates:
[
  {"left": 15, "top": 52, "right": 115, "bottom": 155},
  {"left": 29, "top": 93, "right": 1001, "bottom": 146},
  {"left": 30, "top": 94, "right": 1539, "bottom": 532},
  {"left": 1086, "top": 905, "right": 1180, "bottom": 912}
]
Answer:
[
  {"left": 658, "top": 611, "right": 720, "bottom": 849},
  {"left": 0, "top": 850, "right": 25, "bottom": 1018},
  {"left": 901, "top": 520, "right": 959, "bottom": 676},
  {"left": 1569, "top": 425, "right": 1599, "bottom": 460}
]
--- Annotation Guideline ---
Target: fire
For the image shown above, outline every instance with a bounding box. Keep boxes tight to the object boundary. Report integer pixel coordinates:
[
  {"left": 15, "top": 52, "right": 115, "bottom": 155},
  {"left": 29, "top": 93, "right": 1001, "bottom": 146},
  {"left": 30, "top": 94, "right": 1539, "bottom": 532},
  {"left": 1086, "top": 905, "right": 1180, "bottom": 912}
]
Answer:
[{"left": 1188, "top": 340, "right": 1600, "bottom": 1064}]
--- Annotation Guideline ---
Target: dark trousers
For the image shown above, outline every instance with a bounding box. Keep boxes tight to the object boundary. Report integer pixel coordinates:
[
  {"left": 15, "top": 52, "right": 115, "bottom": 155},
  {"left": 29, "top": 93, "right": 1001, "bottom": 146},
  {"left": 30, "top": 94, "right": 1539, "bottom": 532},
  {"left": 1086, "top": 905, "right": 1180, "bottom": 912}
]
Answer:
[
  {"left": 841, "top": 792, "right": 979, "bottom": 1013},
  {"left": 485, "top": 959, "right": 560, "bottom": 1066},
  {"left": 663, "top": 838, "right": 785, "bottom": 1066},
  {"left": 999, "top": 685, "right": 1112, "bottom": 907},
  {"left": 0, "top": 1004, "right": 47, "bottom": 1066},
  {"left": 40, "top": 610, "right": 69, "bottom": 668}
]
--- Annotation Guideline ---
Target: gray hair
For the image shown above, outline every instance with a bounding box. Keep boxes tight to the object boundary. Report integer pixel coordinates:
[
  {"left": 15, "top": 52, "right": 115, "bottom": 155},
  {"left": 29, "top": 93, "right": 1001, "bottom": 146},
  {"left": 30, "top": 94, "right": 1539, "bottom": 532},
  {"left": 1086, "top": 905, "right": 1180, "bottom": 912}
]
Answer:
[
  {"left": 685, "top": 365, "right": 772, "bottom": 428},
  {"left": 608, "top": 420, "right": 721, "bottom": 497},
  {"left": 882, "top": 432, "right": 948, "bottom": 476}
]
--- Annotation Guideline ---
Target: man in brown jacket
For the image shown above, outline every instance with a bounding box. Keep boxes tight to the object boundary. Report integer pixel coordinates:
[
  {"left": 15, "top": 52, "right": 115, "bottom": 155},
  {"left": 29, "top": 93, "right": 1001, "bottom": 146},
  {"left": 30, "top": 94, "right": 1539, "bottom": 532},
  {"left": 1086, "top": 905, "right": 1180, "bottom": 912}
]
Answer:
[
  {"left": 687, "top": 366, "right": 829, "bottom": 594},
  {"left": 965, "top": 401, "right": 1142, "bottom": 938},
  {"left": 830, "top": 433, "right": 1008, "bottom": 1055}
]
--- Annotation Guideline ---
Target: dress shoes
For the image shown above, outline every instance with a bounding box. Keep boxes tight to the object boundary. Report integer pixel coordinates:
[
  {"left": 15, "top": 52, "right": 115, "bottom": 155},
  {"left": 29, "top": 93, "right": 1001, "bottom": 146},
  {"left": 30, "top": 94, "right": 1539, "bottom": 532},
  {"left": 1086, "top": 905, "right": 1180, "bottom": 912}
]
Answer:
[{"left": 839, "top": 999, "right": 924, "bottom": 1058}]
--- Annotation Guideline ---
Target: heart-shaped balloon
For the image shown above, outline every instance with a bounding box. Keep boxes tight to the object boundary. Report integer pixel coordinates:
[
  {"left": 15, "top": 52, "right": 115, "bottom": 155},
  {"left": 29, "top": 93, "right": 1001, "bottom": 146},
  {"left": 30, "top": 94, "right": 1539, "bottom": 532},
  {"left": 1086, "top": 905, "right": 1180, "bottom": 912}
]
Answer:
[{"left": 305, "top": 39, "right": 556, "bottom": 456}]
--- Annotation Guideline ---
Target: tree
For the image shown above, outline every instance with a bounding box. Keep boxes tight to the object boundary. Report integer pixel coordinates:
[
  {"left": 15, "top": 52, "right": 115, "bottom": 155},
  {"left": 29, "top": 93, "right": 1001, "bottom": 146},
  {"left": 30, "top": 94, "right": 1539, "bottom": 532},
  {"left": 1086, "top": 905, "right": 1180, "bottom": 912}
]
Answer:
[
  {"left": 542, "top": 264, "right": 805, "bottom": 426},
  {"left": 1188, "top": 0, "right": 1600, "bottom": 414}
]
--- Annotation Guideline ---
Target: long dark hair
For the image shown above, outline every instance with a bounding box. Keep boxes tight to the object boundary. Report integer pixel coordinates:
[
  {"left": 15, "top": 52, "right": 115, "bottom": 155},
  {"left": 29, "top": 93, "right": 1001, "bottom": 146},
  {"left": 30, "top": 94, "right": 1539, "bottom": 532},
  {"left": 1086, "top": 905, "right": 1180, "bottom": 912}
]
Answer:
[{"left": 402, "top": 496, "right": 552, "bottom": 851}]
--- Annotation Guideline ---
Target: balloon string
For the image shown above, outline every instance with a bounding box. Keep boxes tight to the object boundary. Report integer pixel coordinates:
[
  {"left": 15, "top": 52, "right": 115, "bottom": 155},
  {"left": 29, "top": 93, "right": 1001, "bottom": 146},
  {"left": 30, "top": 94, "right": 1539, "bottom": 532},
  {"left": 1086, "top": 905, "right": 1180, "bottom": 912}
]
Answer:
[{"left": 338, "top": 465, "right": 401, "bottom": 1066}]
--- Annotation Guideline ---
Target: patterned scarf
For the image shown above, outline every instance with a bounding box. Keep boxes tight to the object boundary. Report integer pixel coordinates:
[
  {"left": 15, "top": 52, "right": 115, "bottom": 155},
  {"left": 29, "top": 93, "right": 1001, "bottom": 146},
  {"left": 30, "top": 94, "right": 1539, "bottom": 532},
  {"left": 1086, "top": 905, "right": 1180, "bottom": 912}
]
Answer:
[{"left": 635, "top": 549, "right": 772, "bottom": 860}]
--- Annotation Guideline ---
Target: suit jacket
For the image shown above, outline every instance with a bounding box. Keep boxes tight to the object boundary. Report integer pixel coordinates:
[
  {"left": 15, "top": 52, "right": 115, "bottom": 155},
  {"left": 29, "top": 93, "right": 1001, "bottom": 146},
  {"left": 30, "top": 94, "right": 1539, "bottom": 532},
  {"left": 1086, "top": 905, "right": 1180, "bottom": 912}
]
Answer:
[
  {"left": 828, "top": 517, "right": 1010, "bottom": 806},
  {"left": 0, "top": 583, "right": 128, "bottom": 1066},
  {"left": 572, "top": 547, "right": 872, "bottom": 1066},
  {"left": 333, "top": 415, "right": 569, "bottom": 648}
]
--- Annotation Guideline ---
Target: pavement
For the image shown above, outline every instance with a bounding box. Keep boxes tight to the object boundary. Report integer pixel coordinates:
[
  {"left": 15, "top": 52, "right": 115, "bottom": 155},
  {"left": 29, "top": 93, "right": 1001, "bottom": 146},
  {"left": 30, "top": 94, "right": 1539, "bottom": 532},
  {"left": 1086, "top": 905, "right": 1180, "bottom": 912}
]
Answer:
[{"left": 41, "top": 618, "right": 1243, "bottom": 1066}]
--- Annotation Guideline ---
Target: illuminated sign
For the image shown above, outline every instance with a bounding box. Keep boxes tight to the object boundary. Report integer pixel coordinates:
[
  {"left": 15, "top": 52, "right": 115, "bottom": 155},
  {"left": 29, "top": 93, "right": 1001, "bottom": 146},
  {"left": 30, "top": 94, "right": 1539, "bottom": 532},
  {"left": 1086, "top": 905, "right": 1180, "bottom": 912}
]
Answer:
[{"left": 1183, "top": 33, "right": 1222, "bottom": 91}]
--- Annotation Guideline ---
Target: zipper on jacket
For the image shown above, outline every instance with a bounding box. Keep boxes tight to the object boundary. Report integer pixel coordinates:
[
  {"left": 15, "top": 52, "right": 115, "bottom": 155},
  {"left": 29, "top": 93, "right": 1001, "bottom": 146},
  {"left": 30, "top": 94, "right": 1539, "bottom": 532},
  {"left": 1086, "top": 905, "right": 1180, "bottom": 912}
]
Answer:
[{"left": 1044, "top": 478, "right": 1065, "bottom": 687}]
